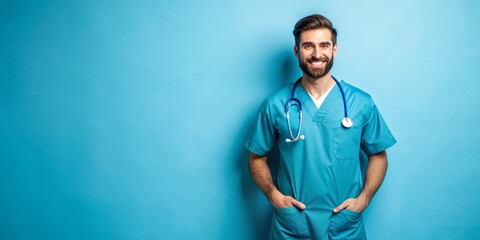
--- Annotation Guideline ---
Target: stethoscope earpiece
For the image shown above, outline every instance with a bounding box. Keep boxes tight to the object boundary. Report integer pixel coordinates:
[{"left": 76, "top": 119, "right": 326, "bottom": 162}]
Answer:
[
  {"left": 285, "top": 134, "right": 305, "bottom": 143},
  {"left": 284, "top": 76, "right": 352, "bottom": 143}
]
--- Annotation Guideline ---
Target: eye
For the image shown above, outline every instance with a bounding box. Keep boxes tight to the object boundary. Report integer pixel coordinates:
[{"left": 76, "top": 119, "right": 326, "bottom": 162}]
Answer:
[
  {"left": 320, "top": 43, "right": 330, "bottom": 49},
  {"left": 304, "top": 45, "right": 312, "bottom": 50}
]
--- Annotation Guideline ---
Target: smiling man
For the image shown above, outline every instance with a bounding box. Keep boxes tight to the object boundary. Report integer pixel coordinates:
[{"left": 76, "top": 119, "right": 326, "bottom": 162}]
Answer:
[{"left": 246, "top": 14, "right": 396, "bottom": 239}]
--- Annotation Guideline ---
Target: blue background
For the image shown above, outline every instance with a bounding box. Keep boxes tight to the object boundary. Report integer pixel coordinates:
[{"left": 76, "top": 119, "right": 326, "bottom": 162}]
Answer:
[{"left": 1, "top": 0, "right": 479, "bottom": 239}]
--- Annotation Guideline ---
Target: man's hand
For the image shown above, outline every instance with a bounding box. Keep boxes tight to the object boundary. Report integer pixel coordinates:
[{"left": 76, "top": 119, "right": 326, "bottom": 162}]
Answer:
[
  {"left": 269, "top": 190, "right": 306, "bottom": 210},
  {"left": 333, "top": 196, "right": 369, "bottom": 213}
]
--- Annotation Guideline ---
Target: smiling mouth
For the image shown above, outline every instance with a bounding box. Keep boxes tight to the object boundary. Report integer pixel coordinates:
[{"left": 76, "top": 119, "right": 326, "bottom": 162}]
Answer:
[{"left": 309, "top": 60, "right": 327, "bottom": 68}]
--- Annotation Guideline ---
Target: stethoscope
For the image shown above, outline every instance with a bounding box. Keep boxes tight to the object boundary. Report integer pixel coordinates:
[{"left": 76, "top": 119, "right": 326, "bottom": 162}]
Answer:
[{"left": 284, "top": 76, "right": 353, "bottom": 143}]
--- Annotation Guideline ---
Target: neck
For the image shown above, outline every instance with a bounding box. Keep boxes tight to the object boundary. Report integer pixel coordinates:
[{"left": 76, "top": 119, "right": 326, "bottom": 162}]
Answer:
[{"left": 301, "top": 73, "right": 335, "bottom": 99}]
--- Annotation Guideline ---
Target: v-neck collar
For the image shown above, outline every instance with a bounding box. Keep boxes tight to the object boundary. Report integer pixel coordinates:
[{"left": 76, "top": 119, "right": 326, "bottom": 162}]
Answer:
[{"left": 295, "top": 81, "right": 343, "bottom": 122}]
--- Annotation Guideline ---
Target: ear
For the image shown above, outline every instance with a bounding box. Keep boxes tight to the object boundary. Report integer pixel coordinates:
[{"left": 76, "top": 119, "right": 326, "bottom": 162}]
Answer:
[
  {"left": 333, "top": 44, "right": 338, "bottom": 58},
  {"left": 294, "top": 45, "right": 299, "bottom": 58}
]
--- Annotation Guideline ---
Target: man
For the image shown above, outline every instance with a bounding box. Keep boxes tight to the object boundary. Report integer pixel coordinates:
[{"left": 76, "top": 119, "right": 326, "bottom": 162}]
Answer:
[{"left": 245, "top": 14, "right": 396, "bottom": 239}]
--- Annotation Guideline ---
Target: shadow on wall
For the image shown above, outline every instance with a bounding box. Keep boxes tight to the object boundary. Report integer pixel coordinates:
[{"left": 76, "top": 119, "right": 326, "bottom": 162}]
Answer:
[
  {"left": 266, "top": 48, "right": 300, "bottom": 91},
  {"left": 235, "top": 49, "right": 298, "bottom": 240}
]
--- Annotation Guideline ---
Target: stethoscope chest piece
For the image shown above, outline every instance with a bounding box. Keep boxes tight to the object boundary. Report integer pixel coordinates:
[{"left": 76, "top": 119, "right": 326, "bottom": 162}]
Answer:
[{"left": 341, "top": 117, "right": 353, "bottom": 128}]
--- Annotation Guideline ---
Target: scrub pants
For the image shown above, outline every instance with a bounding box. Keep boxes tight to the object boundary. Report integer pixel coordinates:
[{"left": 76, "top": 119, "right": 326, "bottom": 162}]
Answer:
[{"left": 269, "top": 207, "right": 367, "bottom": 240}]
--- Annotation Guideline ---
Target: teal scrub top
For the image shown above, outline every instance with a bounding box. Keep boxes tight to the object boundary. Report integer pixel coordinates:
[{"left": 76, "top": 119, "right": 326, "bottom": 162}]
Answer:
[{"left": 245, "top": 80, "right": 396, "bottom": 240}]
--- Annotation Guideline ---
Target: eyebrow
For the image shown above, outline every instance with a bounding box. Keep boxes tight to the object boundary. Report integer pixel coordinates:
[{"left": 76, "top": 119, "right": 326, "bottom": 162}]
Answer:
[
  {"left": 301, "top": 41, "right": 332, "bottom": 46},
  {"left": 301, "top": 42, "right": 315, "bottom": 46}
]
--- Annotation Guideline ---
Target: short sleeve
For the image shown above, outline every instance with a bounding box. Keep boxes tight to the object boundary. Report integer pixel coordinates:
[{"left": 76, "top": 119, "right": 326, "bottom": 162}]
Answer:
[
  {"left": 361, "top": 103, "right": 397, "bottom": 155},
  {"left": 244, "top": 99, "right": 278, "bottom": 156}
]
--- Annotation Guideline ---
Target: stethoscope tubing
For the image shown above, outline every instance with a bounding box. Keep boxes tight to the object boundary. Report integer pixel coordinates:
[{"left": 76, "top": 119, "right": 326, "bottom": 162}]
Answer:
[
  {"left": 284, "top": 76, "right": 351, "bottom": 143},
  {"left": 332, "top": 76, "right": 349, "bottom": 118}
]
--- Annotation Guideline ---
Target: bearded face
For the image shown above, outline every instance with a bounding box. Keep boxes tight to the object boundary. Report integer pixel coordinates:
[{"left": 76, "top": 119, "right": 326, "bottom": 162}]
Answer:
[{"left": 295, "top": 28, "right": 337, "bottom": 80}]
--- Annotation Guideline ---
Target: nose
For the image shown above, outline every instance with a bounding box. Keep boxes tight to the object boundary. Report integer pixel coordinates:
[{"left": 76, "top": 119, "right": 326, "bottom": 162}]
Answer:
[{"left": 312, "top": 46, "right": 321, "bottom": 58}]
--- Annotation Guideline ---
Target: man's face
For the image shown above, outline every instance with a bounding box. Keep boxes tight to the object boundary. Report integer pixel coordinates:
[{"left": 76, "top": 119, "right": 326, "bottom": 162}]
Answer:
[{"left": 295, "top": 28, "right": 337, "bottom": 79}]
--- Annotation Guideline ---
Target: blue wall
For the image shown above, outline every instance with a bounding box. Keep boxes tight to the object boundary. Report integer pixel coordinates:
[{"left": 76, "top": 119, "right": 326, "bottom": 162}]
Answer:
[{"left": 1, "top": 0, "right": 480, "bottom": 239}]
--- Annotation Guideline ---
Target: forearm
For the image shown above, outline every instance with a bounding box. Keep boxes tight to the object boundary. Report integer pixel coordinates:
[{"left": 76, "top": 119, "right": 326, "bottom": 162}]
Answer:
[
  {"left": 248, "top": 152, "right": 279, "bottom": 200},
  {"left": 333, "top": 151, "right": 389, "bottom": 213},
  {"left": 248, "top": 152, "right": 306, "bottom": 209},
  {"left": 358, "top": 151, "right": 388, "bottom": 204}
]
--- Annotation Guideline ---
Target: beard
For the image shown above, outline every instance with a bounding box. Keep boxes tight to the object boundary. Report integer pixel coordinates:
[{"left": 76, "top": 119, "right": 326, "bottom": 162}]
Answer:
[{"left": 298, "top": 54, "right": 334, "bottom": 79}]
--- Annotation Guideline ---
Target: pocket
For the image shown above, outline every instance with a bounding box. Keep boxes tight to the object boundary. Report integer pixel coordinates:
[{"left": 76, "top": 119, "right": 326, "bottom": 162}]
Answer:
[
  {"left": 333, "top": 126, "right": 362, "bottom": 160},
  {"left": 272, "top": 206, "right": 310, "bottom": 239},
  {"left": 329, "top": 209, "right": 366, "bottom": 240}
]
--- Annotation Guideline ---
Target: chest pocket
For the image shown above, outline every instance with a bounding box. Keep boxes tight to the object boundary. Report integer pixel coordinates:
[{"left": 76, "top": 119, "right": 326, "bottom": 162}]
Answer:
[{"left": 333, "top": 125, "right": 362, "bottom": 160}]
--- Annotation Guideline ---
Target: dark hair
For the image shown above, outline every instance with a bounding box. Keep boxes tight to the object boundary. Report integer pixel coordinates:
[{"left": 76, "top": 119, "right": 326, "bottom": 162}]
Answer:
[{"left": 293, "top": 14, "right": 337, "bottom": 48}]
